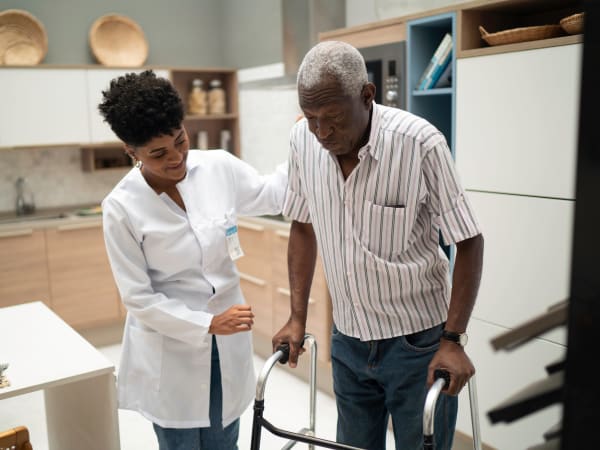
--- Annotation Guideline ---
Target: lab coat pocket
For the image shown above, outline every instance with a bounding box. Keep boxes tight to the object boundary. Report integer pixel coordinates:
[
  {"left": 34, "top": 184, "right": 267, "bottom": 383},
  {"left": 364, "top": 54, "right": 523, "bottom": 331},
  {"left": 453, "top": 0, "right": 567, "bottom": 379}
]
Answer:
[
  {"left": 194, "top": 209, "right": 237, "bottom": 270},
  {"left": 359, "top": 200, "right": 409, "bottom": 260},
  {"left": 126, "top": 326, "right": 163, "bottom": 394}
]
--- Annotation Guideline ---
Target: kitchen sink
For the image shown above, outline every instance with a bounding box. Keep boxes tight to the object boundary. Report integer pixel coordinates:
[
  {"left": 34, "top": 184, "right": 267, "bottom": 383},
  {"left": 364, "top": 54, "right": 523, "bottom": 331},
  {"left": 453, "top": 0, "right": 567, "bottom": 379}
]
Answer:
[{"left": 0, "top": 212, "right": 70, "bottom": 224}]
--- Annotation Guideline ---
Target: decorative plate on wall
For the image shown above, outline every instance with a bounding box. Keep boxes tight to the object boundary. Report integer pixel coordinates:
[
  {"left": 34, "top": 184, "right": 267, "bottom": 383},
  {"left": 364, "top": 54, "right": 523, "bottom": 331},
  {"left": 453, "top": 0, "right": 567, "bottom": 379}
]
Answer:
[
  {"left": 0, "top": 9, "right": 48, "bottom": 65},
  {"left": 89, "top": 14, "right": 148, "bottom": 67}
]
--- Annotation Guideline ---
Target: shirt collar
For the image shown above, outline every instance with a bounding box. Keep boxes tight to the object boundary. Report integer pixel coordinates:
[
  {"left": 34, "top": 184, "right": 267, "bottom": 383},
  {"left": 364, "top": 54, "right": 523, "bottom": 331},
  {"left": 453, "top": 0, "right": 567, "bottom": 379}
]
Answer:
[{"left": 363, "top": 101, "right": 383, "bottom": 161}]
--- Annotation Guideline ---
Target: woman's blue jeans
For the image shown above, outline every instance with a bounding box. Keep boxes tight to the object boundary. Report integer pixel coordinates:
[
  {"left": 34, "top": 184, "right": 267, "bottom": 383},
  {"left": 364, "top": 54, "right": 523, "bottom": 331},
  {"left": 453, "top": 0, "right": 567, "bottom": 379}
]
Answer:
[
  {"left": 153, "top": 336, "right": 239, "bottom": 450},
  {"left": 331, "top": 323, "right": 457, "bottom": 450}
]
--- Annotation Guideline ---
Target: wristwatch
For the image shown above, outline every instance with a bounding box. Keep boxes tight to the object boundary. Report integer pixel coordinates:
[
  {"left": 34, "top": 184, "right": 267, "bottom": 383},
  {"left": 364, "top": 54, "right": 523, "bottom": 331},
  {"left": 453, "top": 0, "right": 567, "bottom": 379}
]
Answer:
[{"left": 441, "top": 330, "right": 468, "bottom": 347}]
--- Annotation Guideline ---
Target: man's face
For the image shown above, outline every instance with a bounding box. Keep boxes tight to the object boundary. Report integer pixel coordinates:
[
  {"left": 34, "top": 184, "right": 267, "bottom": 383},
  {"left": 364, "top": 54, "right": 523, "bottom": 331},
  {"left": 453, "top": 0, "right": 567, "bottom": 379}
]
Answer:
[
  {"left": 299, "top": 79, "right": 373, "bottom": 157},
  {"left": 128, "top": 127, "right": 189, "bottom": 185}
]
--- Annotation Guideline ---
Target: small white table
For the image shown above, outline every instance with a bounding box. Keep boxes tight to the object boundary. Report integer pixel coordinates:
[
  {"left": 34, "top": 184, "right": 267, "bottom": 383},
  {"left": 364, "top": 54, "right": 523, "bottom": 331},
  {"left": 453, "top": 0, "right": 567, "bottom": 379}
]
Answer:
[{"left": 0, "top": 301, "right": 120, "bottom": 450}]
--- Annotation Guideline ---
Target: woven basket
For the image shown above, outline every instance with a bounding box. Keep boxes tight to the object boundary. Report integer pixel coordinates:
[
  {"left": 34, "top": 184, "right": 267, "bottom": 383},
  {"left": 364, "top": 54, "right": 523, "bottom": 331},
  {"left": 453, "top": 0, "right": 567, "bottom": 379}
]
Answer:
[
  {"left": 479, "top": 24, "right": 564, "bottom": 46},
  {"left": 0, "top": 9, "right": 48, "bottom": 65},
  {"left": 560, "top": 13, "right": 584, "bottom": 35},
  {"left": 89, "top": 14, "right": 148, "bottom": 67}
]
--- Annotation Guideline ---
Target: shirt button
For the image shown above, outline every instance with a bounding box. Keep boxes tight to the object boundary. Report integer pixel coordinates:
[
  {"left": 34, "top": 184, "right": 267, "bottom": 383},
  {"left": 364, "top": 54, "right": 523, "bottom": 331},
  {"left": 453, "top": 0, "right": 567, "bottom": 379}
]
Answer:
[
  {"left": 201, "top": 383, "right": 208, "bottom": 390},
  {"left": 347, "top": 271, "right": 352, "bottom": 277}
]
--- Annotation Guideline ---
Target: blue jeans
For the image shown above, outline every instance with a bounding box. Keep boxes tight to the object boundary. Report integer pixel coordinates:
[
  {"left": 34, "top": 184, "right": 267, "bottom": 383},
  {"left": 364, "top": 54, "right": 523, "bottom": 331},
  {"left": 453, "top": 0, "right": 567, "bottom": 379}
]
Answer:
[
  {"left": 153, "top": 336, "right": 240, "bottom": 450},
  {"left": 331, "top": 324, "right": 457, "bottom": 450}
]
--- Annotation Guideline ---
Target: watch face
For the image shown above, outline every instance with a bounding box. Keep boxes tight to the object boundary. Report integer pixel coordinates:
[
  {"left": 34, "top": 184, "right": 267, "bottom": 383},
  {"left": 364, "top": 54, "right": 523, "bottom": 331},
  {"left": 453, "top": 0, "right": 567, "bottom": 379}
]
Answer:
[{"left": 459, "top": 333, "right": 468, "bottom": 347}]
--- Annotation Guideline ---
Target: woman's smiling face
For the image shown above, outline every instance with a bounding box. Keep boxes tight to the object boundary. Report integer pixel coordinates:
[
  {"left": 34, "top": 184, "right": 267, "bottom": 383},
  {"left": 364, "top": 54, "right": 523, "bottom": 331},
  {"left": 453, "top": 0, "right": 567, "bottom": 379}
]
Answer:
[{"left": 128, "top": 127, "right": 190, "bottom": 188}]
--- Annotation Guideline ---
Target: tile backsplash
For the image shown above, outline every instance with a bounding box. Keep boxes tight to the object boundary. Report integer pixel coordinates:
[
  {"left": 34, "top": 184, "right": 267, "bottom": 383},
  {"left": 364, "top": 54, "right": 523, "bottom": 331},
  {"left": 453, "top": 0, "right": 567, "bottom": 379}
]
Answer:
[{"left": 0, "top": 147, "right": 128, "bottom": 214}]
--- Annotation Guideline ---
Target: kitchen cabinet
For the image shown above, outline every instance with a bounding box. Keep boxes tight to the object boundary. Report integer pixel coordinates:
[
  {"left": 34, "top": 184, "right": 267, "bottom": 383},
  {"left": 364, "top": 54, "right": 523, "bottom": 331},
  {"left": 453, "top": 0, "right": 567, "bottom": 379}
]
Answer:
[
  {"left": 407, "top": 12, "right": 456, "bottom": 153},
  {"left": 236, "top": 218, "right": 332, "bottom": 365},
  {"left": 0, "top": 66, "right": 241, "bottom": 160},
  {"left": 236, "top": 220, "right": 273, "bottom": 339},
  {"left": 0, "top": 228, "right": 50, "bottom": 308},
  {"left": 86, "top": 68, "right": 170, "bottom": 144},
  {"left": 171, "top": 68, "right": 240, "bottom": 156},
  {"left": 45, "top": 221, "right": 121, "bottom": 328},
  {"left": 456, "top": 44, "right": 582, "bottom": 200},
  {"left": 0, "top": 69, "right": 89, "bottom": 147},
  {"left": 270, "top": 227, "right": 332, "bottom": 365}
]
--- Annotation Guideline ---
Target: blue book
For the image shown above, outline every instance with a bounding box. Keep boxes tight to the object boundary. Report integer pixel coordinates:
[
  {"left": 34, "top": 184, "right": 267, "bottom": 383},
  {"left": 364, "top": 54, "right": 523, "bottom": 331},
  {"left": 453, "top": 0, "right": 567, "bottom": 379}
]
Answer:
[
  {"left": 433, "top": 61, "right": 452, "bottom": 88},
  {"left": 426, "top": 49, "right": 452, "bottom": 89},
  {"left": 421, "top": 38, "right": 453, "bottom": 90},
  {"left": 416, "top": 33, "right": 452, "bottom": 90}
]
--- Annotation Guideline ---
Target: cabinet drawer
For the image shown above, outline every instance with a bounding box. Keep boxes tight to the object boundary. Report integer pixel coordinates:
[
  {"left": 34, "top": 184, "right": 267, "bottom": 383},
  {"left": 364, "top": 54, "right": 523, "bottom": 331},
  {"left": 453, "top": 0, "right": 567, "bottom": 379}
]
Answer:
[
  {"left": 0, "top": 228, "right": 50, "bottom": 308},
  {"left": 236, "top": 221, "right": 271, "bottom": 280},
  {"left": 45, "top": 223, "right": 120, "bottom": 328},
  {"left": 239, "top": 273, "right": 272, "bottom": 338}
]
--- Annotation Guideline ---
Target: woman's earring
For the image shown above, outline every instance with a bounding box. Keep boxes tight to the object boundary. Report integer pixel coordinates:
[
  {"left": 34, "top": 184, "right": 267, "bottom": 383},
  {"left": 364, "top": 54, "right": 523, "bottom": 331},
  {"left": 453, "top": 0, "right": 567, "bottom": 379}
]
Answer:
[{"left": 135, "top": 159, "right": 142, "bottom": 168}]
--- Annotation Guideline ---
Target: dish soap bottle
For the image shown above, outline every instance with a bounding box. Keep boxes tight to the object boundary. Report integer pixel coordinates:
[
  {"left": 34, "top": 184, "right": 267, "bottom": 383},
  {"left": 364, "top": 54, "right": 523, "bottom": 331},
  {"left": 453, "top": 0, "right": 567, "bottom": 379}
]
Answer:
[
  {"left": 208, "top": 79, "right": 226, "bottom": 115},
  {"left": 187, "top": 79, "right": 208, "bottom": 115}
]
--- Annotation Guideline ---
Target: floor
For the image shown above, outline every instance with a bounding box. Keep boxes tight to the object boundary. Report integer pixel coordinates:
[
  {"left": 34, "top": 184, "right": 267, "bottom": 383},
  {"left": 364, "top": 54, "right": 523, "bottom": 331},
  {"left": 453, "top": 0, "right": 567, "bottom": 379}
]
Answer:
[{"left": 0, "top": 341, "right": 396, "bottom": 450}]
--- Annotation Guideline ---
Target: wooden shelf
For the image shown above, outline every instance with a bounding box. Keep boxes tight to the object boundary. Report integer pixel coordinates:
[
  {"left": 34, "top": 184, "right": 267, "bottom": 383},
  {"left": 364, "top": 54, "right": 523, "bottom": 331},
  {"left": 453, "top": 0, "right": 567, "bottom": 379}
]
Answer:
[{"left": 458, "top": 0, "right": 583, "bottom": 58}]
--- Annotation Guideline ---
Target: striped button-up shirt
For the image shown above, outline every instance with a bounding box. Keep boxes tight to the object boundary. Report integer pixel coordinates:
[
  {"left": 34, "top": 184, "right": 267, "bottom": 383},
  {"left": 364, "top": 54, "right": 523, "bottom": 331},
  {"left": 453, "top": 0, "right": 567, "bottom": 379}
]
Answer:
[{"left": 283, "top": 103, "right": 482, "bottom": 341}]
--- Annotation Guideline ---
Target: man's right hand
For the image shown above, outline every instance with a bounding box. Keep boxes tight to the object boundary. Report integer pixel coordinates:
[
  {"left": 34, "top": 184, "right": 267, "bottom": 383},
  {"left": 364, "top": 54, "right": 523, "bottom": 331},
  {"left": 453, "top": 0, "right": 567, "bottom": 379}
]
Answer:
[{"left": 272, "top": 319, "right": 306, "bottom": 368}]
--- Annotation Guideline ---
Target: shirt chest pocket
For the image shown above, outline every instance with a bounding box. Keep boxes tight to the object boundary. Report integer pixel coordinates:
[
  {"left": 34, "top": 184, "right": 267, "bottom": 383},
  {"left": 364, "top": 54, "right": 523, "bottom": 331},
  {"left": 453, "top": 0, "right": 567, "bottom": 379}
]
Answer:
[{"left": 358, "top": 200, "right": 410, "bottom": 260}]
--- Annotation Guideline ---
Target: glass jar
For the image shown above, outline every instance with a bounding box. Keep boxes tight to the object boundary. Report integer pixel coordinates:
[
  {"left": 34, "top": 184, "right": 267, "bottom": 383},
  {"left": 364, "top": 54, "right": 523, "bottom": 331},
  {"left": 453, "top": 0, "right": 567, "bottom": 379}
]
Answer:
[
  {"left": 187, "top": 78, "right": 208, "bottom": 115},
  {"left": 208, "top": 79, "right": 226, "bottom": 115}
]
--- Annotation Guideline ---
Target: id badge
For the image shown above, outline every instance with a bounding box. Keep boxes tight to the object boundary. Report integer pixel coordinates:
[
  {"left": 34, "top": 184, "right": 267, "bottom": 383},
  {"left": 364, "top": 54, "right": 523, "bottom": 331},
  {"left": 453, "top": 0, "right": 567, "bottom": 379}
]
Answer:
[{"left": 226, "top": 225, "right": 244, "bottom": 260}]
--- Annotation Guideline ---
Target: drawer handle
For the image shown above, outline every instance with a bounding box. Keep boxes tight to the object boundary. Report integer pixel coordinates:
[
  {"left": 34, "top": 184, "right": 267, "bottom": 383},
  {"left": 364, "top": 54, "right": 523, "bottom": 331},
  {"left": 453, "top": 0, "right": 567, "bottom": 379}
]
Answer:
[
  {"left": 0, "top": 228, "right": 34, "bottom": 238},
  {"left": 275, "top": 230, "right": 290, "bottom": 239},
  {"left": 276, "top": 287, "right": 316, "bottom": 304},
  {"left": 238, "top": 221, "right": 265, "bottom": 232},
  {"left": 57, "top": 222, "right": 101, "bottom": 231},
  {"left": 239, "top": 272, "right": 266, "bottom": 286}
]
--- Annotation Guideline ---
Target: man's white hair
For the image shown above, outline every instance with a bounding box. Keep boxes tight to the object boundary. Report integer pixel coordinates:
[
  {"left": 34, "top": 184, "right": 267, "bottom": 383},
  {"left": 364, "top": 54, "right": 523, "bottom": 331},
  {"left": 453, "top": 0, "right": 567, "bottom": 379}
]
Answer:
[{"left": 297, "top": 40, "right": 367, "bottom": 97}]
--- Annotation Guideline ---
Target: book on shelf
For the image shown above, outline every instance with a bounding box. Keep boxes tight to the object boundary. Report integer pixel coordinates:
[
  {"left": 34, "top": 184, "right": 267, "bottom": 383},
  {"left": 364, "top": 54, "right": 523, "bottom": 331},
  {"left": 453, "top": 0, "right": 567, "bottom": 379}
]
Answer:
[
  {"left": 433, "top": 60, "right": 452, "bottom": 88},
  {"left": 420, "top": 40, "right": 453, "bottom": 90},
  {"left": 416, "top": 32, "right": 452, "bottom": 90},
  {"left": 426, "top": 48, "right": 452, "bottom": 89}
]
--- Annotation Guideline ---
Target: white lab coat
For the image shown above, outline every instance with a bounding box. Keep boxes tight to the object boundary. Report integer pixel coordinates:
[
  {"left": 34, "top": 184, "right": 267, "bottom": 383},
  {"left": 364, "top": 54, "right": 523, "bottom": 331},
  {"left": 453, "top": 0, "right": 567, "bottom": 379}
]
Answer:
[{"left": 102, "top": 149, "right": 287, "bottom": 428}]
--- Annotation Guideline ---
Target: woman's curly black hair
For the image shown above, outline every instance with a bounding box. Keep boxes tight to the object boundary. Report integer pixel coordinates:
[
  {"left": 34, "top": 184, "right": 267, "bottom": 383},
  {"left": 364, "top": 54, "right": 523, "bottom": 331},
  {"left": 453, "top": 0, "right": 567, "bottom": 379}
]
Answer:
[{"left": 98, "top": 70, "right": 184, "bottom": 147}]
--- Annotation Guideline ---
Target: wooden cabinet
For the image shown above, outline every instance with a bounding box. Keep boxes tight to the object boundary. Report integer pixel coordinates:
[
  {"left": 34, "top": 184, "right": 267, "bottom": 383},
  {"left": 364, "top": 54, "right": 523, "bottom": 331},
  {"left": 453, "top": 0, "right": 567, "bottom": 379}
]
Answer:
[
  {"left": 236, "top": 220, "right": 273, "bottom": 339},
  {"left": 0, "top": 228, "right": 50, "bottom": 308},
  {"left": 45, "top": 221, "right": 121, "bottom": 328},
  {"left": 171, "top": 68, "right": 240, "bottom": 156},
  {"left": 237, "top": 219, "right": 332, "bottom": 364},
  {"left": 0, "top": 69, "right": 89, "bottom": 147}
]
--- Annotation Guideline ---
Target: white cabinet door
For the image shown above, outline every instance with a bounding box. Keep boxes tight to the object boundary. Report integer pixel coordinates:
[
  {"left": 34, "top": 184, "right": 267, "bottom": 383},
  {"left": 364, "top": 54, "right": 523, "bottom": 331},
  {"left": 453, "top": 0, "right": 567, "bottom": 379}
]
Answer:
[
  {"left": 468, "top": 190, "right": 573, "bottom": 346},
  {"left": 0, "top": 69, "right": 90, "bottom": 147},
  {"left": 456, "top": 44, "right": 582, "bottom": 199},
  {"left": 86, "top": 69, "right": 170, "bottom": 143},
  {"left": 458, "top": 318, "right": 564, "bottom": 450}
]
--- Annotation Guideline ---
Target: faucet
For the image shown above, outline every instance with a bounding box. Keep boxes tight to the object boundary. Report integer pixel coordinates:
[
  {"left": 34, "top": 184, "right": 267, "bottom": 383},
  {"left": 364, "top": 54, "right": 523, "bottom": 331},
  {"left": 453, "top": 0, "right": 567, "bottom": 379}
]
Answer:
[{"left": 15, "top": 177, "right": 36, "bottom": 216}]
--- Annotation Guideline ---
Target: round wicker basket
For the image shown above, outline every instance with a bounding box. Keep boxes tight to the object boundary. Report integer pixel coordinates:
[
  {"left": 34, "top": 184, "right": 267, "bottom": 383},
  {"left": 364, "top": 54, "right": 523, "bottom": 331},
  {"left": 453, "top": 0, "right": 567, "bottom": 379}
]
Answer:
[
  {"left": 0, "top": 9, "right": 48, "bottom": 65},
  {"left": 560, "top": 13, "right": 584, "bottom": 35},
  {"left": 479, "top": 24, "right": 564, "bottom": 46},
  {"left": 89, "top": 14, "right": 148, "bottom": 67}
]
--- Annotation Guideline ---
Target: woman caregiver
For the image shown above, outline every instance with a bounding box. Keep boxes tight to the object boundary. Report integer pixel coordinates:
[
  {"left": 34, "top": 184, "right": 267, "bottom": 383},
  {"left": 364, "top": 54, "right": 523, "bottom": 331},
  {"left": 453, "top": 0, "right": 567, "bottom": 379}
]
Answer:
[{"left": 98, "top": 70, "right": 287, "bottom": 450}]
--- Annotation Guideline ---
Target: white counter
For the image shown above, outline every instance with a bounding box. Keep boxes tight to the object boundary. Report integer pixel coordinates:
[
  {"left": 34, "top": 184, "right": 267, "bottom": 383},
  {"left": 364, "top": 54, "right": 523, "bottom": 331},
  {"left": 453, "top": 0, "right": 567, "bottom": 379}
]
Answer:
[{"left": 0, "top": 301, "right": 120, "bottom": 450}]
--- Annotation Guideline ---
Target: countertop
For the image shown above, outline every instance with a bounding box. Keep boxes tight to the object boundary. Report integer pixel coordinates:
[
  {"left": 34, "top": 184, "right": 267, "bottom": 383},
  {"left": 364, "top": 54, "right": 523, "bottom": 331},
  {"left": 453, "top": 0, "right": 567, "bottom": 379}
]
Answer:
[
  {"left": 0, "top": 204, "right": 103, "bottom": 230},
  {"left": 0, "top": 205, "right": 291, "bottom": 231}
]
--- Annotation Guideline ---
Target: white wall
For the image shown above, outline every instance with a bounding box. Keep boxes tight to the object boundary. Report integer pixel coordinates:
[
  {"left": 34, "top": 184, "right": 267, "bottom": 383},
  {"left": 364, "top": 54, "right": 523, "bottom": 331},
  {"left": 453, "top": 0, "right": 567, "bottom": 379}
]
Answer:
[{"left": 346, "top": 0, "right": 466, "bottom": 27}]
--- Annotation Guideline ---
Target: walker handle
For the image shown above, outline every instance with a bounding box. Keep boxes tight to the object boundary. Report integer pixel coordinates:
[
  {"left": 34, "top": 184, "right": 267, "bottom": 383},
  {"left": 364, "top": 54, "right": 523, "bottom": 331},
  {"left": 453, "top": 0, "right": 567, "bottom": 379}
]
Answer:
[
  {"left": 276, "top": 338, "right": 306, "bottom": 364},
  {"left": 434, "top": 369, "right": 451, "bottom": 389}
]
